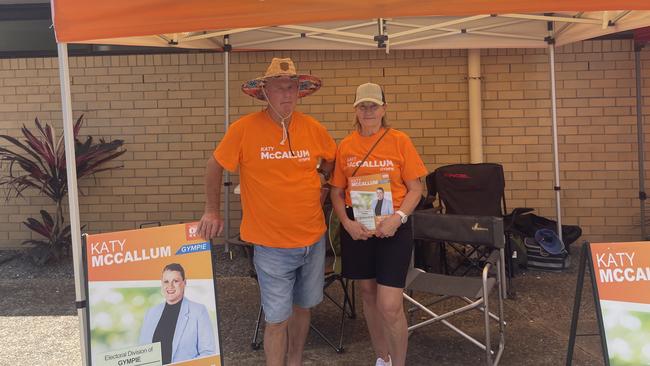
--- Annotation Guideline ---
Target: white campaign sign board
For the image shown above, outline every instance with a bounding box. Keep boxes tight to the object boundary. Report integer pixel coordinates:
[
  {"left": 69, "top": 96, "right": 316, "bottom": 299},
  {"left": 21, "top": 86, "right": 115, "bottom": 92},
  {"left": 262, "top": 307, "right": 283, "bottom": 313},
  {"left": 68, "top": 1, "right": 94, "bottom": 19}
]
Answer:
[{"left": 590, "top": 242, "right": 650, "bottom": 366}]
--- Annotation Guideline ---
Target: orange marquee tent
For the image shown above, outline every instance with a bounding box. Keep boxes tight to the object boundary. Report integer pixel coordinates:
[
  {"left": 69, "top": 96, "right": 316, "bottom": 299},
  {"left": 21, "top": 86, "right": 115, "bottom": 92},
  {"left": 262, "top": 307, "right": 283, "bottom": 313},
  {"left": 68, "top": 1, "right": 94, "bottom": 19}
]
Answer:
[{"left": 49, "top": 2, "right": 650, "bottom": 364}]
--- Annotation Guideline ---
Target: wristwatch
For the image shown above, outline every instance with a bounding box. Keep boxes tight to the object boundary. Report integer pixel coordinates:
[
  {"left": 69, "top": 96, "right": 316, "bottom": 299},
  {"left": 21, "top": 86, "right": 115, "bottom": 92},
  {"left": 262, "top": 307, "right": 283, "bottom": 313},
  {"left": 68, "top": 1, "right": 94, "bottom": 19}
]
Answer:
[{"left": 396, "top": 210, "right": 408, "bottom": 224}]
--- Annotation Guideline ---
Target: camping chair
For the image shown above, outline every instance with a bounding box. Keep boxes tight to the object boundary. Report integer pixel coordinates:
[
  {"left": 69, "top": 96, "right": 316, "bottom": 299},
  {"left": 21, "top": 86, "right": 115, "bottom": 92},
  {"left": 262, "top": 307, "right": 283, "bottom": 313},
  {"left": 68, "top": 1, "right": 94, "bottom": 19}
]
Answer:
[
  {"left": 226, "top": 203, "right": 356, "bottom": 353},
  {"left": 310, "top": 205, "right": 356, "bottom": 352},
  {"left": 404, "top": 211, "right": 506, "bottom": 365},
  {"left": 424, "top": 163, "right": 525, "bottom": 296}
]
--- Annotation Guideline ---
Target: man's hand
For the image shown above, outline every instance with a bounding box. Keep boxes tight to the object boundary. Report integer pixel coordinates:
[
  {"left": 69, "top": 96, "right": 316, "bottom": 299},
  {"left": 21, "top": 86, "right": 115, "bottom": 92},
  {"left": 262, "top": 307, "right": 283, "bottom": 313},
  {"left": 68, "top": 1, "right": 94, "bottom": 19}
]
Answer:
[
  {"left": 374, "top": 214, "right": 401, "bottom": 238},
  {"left": 198, "top": 211, "right": 224, "bottom": 240},
  {"left": 342, "top": 219, "right": 373, "bottom": 241}
]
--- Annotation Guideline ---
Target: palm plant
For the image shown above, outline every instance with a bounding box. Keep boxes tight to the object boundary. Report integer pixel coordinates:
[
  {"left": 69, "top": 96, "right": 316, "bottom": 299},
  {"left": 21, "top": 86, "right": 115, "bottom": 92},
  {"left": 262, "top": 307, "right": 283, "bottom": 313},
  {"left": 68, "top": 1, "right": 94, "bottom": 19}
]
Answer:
[{"left": 0, "top": 115, "right": 126, "bottom": 264}]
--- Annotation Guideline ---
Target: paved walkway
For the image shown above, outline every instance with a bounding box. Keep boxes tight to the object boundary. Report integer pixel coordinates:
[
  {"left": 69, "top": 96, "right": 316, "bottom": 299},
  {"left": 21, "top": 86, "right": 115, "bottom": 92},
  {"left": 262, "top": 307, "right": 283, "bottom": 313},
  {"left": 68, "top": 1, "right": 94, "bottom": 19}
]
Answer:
[{"left": 0, "top": 253, "right": 605, "bottom": 365}]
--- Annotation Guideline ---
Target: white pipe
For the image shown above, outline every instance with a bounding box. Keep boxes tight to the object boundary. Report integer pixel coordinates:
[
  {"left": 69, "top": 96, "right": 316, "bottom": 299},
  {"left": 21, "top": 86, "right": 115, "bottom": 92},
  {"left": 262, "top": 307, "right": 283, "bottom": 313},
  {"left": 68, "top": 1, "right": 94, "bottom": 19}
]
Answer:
[
  {"left": 635, "top": 45, "right": 646, "bottom": 239},
  {"left": 500, "top": 13, "right": 601, "bottom": 24},
  {"left": 306, "top": 35, "right": 376, "bottom": 48},
  {"left": 548, "top": 43, "right": 563, "bottom": 241},
  {"left": 181, "top": 28, "right": 260, "bottom": 42},
  {"left": 279, "top": 25, "right": 374, "bottom": 40},
  {"left": 57, "top": 42, "right": 88, "bottom": 366},
  {"left": 223, "top": 36, "right": 231, "bottom": 252},
  {"left": 611, "top": 10, "right": 631, "bottom": 25},
  {"left": 390, "top": 15, "right": 490, "bottom": 39},
  {"left": 239, "top": 22, "right": 377, "bottom": 48},
  {"left": 390, "top": 30, "right": 460, "bottom": 47},
  {"left": 468, "top": 49, "right": 483, "bottom": 163}
]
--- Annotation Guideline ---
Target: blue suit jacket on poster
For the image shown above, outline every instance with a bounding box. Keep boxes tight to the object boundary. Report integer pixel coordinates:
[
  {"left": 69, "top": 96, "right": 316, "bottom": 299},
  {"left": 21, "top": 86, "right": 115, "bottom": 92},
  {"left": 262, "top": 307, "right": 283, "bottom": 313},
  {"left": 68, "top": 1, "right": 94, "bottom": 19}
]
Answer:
[
  {"left": 371, "top": 198, "right": 394, "bottom": 216},
  {"left": 139, "top": 297, "right": 216, "bottom": 364}
]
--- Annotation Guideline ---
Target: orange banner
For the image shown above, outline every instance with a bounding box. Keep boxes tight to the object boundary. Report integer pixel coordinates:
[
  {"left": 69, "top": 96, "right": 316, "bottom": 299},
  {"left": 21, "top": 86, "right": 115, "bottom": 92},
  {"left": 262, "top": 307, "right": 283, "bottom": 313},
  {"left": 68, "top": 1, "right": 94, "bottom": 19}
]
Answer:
[
  {"left": 52, "top": 0, "right": 650, "bottom": 43},
  {"left": 590, "top": 241, "right": 650, "bottom": 304}
]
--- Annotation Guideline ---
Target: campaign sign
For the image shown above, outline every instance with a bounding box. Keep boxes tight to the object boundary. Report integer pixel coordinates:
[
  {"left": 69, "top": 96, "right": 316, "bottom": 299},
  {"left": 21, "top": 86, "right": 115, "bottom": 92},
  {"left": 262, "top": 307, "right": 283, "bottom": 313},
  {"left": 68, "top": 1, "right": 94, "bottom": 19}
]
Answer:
[
  {"left": 85, "top": 223, "right": 222, "bottom": 366},
  {"left": 590, "top": 242, "right": 650, "bottom": 366}
]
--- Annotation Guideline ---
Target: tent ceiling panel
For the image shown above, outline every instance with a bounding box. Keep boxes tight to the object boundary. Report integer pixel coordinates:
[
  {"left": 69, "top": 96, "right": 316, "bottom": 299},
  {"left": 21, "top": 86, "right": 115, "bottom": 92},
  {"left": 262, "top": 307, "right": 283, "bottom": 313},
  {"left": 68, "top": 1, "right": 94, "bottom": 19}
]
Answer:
[
  {"left": 554, "top": 11, "right": 650, "bottom": 45},
  {"left": 73, "top": 12, "right": 650, "bottom": 51}
]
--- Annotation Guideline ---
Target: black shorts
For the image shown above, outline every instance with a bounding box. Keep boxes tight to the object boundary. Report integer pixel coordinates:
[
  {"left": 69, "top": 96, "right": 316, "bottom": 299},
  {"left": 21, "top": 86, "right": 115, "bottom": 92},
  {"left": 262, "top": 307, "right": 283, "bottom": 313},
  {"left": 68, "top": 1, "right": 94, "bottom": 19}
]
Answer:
[{"left": 340, "top": 207, "right": 413, "bottom": 288}]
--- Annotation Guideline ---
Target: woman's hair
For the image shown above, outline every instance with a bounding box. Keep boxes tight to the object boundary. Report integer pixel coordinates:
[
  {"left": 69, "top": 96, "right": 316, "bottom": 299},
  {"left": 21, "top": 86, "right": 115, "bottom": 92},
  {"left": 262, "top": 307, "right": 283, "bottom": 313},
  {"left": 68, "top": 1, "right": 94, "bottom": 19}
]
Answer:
[
  {"left": 163, "top": 263, "right": 186, "bottom": 280},
  {"left": 353, "top": 105, "right": 389, "bottom": 130}
]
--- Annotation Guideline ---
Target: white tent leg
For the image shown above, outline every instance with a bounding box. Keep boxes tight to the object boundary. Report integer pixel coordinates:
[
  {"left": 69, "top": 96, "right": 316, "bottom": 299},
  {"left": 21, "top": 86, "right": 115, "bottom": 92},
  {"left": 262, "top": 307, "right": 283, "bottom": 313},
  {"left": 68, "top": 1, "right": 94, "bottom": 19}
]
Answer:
[
  {"left": 223, "top": 36, "right": 231, "bottom": 252},
  {"left": 57, "top": 42, "right": 88, "bottom": 366},
  {"left": 635, "top": 44, "right": 647, "bottom": 239},
  {"left": 468, "top": 49, "right": 484, "bottom": 163},
  {"left": 548, "top": 42, "right": 563, "bottom": 241}
]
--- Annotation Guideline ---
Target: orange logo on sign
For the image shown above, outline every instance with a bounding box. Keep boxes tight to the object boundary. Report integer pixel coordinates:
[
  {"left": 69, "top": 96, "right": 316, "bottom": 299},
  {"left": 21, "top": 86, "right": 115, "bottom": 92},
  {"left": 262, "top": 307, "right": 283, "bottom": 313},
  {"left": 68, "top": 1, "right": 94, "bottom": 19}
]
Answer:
[{"left": 185, "top": 223, "right": 199, "bottom": 241}]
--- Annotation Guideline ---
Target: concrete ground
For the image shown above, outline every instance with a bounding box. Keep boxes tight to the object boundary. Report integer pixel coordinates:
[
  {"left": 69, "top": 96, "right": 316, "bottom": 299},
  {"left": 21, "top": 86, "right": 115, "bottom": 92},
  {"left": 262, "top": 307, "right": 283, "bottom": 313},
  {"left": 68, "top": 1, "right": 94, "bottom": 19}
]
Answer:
[{"left": 0, "top": 249, "right": 605, "bottom": 366}]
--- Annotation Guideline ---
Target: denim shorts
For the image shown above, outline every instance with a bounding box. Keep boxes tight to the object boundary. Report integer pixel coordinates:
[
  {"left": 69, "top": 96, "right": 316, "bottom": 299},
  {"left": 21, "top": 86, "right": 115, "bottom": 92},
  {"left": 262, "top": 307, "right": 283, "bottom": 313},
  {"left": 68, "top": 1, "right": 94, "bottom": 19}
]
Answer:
[{"left": 253, "top": 236, "right": 326, "bottom": 323}]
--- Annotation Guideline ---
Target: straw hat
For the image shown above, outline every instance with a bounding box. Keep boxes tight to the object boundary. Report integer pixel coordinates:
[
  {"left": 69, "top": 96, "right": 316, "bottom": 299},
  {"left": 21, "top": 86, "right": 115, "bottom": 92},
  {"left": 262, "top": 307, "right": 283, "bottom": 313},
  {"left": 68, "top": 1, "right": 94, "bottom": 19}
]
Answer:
[{"left": 241, "top": 58, "right": 321, "bottom": 101}]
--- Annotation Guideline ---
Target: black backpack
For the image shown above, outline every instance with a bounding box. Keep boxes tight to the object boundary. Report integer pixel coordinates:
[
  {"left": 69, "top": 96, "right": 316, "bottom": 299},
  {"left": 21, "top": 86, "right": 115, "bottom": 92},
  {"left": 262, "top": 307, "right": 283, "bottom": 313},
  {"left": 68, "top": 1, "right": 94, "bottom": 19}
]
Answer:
[{"left": 505, "top": 208, "right": 582, "bottom": 250}]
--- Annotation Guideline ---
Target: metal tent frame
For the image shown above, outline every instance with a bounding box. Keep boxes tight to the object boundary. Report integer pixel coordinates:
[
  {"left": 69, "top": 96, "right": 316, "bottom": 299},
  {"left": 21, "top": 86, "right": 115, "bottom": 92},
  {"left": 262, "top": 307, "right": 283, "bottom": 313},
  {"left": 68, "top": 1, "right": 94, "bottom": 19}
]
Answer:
[{"left": 50, "top": 4, "right": 650, "bottom": 364}]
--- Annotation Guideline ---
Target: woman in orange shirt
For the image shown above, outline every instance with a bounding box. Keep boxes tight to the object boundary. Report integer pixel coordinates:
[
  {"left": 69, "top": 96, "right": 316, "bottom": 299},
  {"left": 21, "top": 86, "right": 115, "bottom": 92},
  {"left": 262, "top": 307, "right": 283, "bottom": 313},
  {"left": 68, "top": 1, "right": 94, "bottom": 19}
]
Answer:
[{"left": 330, "top": 83, "right": 427, "bottom": 366}]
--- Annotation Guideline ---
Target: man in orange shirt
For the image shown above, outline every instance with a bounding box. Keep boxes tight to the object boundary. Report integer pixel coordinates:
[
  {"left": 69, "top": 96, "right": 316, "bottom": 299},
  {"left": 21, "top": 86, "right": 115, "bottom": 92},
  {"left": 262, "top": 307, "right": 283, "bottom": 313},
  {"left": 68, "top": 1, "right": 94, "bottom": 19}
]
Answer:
[{"left": 198, "top": 58, "right": 336, "bottom": 366}]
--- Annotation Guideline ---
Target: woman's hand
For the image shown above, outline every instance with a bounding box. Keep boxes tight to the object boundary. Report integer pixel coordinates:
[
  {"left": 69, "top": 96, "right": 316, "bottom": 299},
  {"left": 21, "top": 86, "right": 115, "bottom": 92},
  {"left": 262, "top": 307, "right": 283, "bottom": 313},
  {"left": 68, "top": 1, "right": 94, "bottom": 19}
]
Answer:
[
  {"left": 375, "top": 214, "right": 402, "bottom": 238},
  {"left": 342, "top": 219, "right": 373, "bottom": 241}
]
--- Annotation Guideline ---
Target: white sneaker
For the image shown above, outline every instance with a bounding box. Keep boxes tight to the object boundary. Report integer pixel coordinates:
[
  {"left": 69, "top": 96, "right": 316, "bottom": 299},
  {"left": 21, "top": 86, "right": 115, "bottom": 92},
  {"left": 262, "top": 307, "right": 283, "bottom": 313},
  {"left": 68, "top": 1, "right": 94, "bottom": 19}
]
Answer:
[{"left": 375, "top": 355, "right": 392, "bottom": 366}]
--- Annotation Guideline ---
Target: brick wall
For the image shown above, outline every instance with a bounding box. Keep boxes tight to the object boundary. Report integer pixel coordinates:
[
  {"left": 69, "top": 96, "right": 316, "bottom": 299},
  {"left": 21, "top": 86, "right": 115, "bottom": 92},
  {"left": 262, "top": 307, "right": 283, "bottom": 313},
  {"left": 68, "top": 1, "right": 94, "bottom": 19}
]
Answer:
[{"left": 1, "top": 40, "right": 649, "bottom": 248}]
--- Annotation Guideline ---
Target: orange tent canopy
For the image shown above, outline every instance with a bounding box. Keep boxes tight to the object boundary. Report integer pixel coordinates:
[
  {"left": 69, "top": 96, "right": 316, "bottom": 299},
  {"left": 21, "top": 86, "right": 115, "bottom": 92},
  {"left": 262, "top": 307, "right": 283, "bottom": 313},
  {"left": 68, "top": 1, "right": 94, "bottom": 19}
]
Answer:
[{"left": 51, "top": 0, "right": 650, "bottom": 43}]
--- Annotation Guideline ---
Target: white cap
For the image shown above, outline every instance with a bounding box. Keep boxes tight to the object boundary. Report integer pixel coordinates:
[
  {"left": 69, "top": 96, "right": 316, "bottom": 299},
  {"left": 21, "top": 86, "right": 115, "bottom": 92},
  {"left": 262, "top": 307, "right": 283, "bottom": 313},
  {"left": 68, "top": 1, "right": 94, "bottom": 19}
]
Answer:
[{"left": 353, "top": 83, "right": 385, "bottom": 107}]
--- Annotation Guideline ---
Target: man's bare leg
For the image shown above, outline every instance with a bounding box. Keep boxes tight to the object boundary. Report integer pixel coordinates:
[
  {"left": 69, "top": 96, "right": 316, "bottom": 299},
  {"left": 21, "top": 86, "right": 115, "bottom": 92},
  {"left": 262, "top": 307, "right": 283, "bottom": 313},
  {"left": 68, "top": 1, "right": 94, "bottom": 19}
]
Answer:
[
  {"left": 264, "top": 320, "right": 288, "bottom": 366},
  {"left": 287, "top": 305, "right": 311, "bottom": 366}
]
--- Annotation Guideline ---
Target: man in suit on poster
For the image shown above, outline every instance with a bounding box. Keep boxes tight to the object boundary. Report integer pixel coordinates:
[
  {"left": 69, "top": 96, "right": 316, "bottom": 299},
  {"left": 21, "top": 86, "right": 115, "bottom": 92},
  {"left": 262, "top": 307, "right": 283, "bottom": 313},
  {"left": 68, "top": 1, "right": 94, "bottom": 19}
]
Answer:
[{"left": 139, "top": 263, "right": 216, "bottom": 365}]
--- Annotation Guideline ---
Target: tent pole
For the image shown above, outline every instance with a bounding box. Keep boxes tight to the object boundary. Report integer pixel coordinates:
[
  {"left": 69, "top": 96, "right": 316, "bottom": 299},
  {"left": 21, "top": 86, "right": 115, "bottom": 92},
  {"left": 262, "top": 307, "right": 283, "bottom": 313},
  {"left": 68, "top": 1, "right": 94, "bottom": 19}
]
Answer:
[
  {"left": 635, "top": 43, "right": 647, "bottom": 239},
  {"left": 57, "top": 42, "right": 89, "bottom": 366},
  {"left": 468, "top": 49, "right": 484, "bottom": 163},
  {"left": 548, "top": 37, "right": 563, "bottom": 241},
  {"left": 223, "top": 36, "right": 231, "bottom": 252}
]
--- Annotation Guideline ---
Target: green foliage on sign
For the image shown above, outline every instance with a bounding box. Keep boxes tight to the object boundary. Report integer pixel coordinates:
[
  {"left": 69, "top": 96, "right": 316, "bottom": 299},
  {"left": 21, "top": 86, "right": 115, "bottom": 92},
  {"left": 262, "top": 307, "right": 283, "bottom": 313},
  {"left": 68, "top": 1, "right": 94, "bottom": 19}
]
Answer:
[
  {"left": 89, "top": 287, "right": 162, "bottom": 355},
  {"left": 603, "top": 304, "right": 650, "bottom": 366}
]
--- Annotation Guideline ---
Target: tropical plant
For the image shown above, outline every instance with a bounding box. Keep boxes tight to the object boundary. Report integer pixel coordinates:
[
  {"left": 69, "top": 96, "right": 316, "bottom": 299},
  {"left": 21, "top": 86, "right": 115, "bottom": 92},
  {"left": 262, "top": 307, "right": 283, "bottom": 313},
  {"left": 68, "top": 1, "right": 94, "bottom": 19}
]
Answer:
[{"left": 0, "top": 115, "right": 126, "bottom": 264}]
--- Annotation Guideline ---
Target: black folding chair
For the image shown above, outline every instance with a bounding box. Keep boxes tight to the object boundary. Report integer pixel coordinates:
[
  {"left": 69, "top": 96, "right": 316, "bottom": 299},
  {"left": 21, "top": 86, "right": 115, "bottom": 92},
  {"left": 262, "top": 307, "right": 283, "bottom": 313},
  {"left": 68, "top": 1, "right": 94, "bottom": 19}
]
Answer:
[
  {"left": 404, "top": 212, "right": 507, "bottom": 365},
  {"left": 424, "top": 163, "right": 526, "bottom": 297}
]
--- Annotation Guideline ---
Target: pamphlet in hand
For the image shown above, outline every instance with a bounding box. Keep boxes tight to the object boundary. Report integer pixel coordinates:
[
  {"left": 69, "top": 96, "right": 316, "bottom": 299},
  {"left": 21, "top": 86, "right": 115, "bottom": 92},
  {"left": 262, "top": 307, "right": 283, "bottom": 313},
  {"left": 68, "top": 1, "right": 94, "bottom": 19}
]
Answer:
[{"left": 349, "top": 173, "right": 394, "bottom": 231}]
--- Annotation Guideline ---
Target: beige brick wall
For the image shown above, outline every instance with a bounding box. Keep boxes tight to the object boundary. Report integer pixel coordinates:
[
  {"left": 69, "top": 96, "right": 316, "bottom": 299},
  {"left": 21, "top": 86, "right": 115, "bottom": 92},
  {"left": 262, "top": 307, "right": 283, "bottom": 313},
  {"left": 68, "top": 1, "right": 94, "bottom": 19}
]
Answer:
[{"left": 1, "top": 40, "right": 649, "bottom": 249}]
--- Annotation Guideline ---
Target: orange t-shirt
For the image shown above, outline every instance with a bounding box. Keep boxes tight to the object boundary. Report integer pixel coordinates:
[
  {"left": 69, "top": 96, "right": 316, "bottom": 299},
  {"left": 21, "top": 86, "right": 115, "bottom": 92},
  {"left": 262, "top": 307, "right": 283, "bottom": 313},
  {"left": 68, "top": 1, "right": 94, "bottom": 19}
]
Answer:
[
  {"left": 331, "top": 128, "right": 427, "bottom": 209},
  {"left": 214, "top": 110, "right": 336, "bottom": 248}
]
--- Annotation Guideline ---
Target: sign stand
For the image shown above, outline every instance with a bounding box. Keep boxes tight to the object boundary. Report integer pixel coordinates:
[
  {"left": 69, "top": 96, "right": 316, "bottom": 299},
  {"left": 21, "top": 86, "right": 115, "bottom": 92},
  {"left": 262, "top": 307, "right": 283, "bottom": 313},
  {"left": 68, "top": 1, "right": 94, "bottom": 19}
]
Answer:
[{"left": 565, "top": 241, "right": 610, "bottom": 365}]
